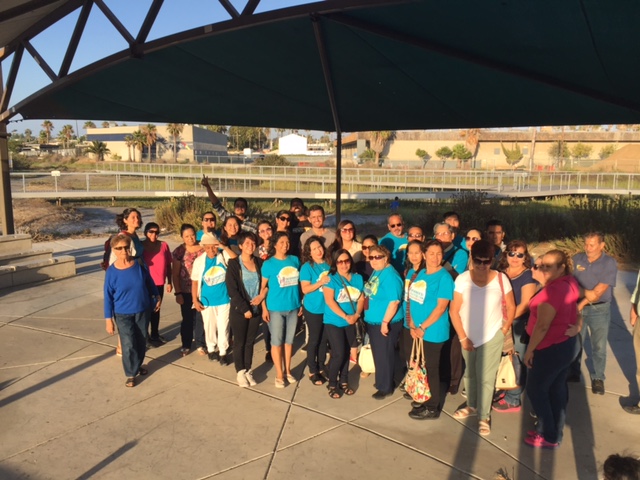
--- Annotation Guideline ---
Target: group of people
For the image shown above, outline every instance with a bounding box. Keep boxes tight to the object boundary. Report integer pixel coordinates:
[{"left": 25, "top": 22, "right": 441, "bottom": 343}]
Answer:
[{"left": 103, "top": 185, "right": 629, "bottom": 451}]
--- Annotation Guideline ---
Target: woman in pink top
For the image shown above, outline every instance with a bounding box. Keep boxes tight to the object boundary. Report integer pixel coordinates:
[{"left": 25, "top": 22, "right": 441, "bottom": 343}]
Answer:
[
  {"left": 523, "top": 249, "right": 582, "bottom": 449},
  {"left": 142, "top": 222, "right": 172, "bottom": 347}
]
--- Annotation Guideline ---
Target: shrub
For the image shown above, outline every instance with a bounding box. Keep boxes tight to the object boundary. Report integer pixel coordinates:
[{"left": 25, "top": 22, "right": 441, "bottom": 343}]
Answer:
[
  {"left": 253, "top": 154, "right": 291, "bottom": 166},
  {"left": 155, "top": 195, "right": 213, "bottom": 234}
]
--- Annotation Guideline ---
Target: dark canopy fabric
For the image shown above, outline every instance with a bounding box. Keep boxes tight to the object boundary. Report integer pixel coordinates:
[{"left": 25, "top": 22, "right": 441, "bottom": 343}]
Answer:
[{"left": 10, "top": 0, "right": 640, "bottom": 131}]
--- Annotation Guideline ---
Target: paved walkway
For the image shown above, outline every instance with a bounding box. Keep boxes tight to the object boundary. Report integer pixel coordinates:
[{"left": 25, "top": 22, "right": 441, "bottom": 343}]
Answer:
[{"left": 0, "top": 237, "right": 638, "bottom": 480}]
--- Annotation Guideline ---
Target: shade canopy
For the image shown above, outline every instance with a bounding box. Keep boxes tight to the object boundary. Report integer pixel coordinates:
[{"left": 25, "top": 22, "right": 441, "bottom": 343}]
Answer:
[{"left": 5, "top": 0, "right": 640, "bottom": 131}]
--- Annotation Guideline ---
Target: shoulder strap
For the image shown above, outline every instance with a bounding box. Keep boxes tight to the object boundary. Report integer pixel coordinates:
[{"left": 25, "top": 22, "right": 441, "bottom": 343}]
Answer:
[{"left": 338, "top": 274, "right": 357, "bottom": 311}]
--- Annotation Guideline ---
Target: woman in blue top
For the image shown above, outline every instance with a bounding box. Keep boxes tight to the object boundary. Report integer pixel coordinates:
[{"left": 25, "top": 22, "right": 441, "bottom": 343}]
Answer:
[
  {"left": 300, "top": 236, "right": 331, "bottom": 386},
  {"left": 261, "top": 231, "right": 301, "bottom": 388},
  {"left": 363, "top": 244, "right": 404, "bottom": 399},
  {"left": 104, "top": 234, "right": 160, "bottom": 388},
  {"left": 323, "top": 249, "right": 365, "bottom": 398},
  {"left": 403, "top": 240, "right": 454, "bottom": 420}
]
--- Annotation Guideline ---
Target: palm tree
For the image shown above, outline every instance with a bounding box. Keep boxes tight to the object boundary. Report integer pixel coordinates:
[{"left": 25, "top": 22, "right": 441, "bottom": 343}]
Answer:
[
  {"left": 368, "top": 131, "right": 395, "bottom": 166},
  {"left": 38, "top": 130, "right": 47, "bottom": 144},
  {"left": 461, "top": 128, "right": 481, "bottom": 163},
  {"left": 86, "top": 141, "right": 110, "bottom": 161},
  {"left": 61, "top": 124, "right": 74, "bottom": 149},
  {"left": 124, "top": 135, "right": 134, "bottom": 162},
  {"left": 84, "top": 121, "right": 96, "bottom": 130},
  {"left": 166, "top": 123, "right": 184, "bottom": 162},
  {"left": 140, "top": 124, "right": 157, "bottom": 162},
  {"left": 24, "top": 129, "right": 33, "bottom": 142},
  {"left": 264, "top": 127, "right": 272, "bottom": 150},
  {"left": 41, "top": 120, "right": 53, "bottom": 144},
  {"left": 132, "top": 130, "right": 145, "bottom": 162},
  {"left": 102, "top": 121, "right": 110, "bottom": 128}
]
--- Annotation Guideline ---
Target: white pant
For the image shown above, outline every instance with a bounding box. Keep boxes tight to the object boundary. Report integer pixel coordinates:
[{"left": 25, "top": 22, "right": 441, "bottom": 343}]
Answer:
[{"left": 201, "top": 303, "right": 231, "bottom": 355}]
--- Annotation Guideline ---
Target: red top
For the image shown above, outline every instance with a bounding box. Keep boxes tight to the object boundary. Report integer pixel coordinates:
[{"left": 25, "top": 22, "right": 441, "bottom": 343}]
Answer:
[
  {"left": 527, "top": 275, "right": 579, "bottom": 350},
  {"left": 142, "top": 241, "right": 172, "bottom": 287}
]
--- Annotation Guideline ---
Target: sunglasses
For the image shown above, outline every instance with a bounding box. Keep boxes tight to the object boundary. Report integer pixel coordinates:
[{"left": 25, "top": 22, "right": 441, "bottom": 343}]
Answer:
[
  {"left": 507, "top": 252, "right": 525, "bottom": 259},
  {"left": 532, "top": 263, "right": 556, "bottom": 271},
  {"left": 341, "top": 227, "right": 354, "bottom": 232},
  {"left": 146, "top": 230, "right": 159, "bottom": 235},
  {"left": 466, "top": 236, "right": 481, "bottom": 242},
  {"left": 336, "top": 258, "right": 352, "bottom": 265},
  {"left": 362, "top": 245, "right": 374, "bottom": 250},
  {"left": 472, "top": 258, "right": 492, "bottom": 266},
  {"left": 203, "top": 218, "right": 215, "bottom": 222},
  {"left": 278, "top": 216, "right": 291, "bottom": 222},
  {"left": 408, "top": 233, "right": 423, "bottom": 239},
  {"left": 113, "top": 246, "right": 130, "bottom": 251},
  {"left": 369, "top": 254, "right": 385, "bottom": 260},
  {"left": 389, "top": 223, "right": 403, "bottom": 228}
]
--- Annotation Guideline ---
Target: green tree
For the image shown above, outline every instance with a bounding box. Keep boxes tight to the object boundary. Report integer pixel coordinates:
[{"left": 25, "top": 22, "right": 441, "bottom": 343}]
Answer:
[
  {"left": 253, "top": 154, "right": 291, "bottom": 166},
  {"left": 202, "top": 125, "right": 228, "bottom": 134},
  {"left": 101, "top": 121, "right": 110, "bottom": 128},
  {"left": 132, "top": 130, "right": 146, "bottom": 162},
  {"left": 140, "top": 124, "right": 158, "bottom": 162},
  {"left": 86, "top": 141, "right": 110, "bottom": 161},
  {"left": 166, "top": 123, "right": 185, "bottom": 162},
  {"left": 451, "top": 143, "right": 472, "bottom": 168},
  {"left": 24, "top": 129, "right": 33, "bottom": 142},
  {"left": 368, "top": 131, "right": 395, "bottom": 166},
  {"left": 435, "top": 146, "right": 453, "bottom": 168},
  {"left": 599, "top": 144, "right": 617, "bottom": 160},
  {"left": 60, "top": 124, "right": 74, "bottom": 149},
  {"left": 548, "top": 141, "right": 570, "bottom": 167},
  {"left": 41, "top": 120, "right": 53, "bottom": 144},
  {"left": 415, "top": 148, "right": 430, "bottom": 168},
  {"left": 38, "top": 130, "right": 47, "bottom": 144},
  {"left": 570, "top": 142, "right": 593, "bottom": 160},
  {"left": 83, "top": 121, "right": 96, "bottom": 130},
  {"left": 501, "top": 142, "right": 524, "bottom": 169},
  {"left": 124, "top": 135, "right": 134, "bottom": 162}
]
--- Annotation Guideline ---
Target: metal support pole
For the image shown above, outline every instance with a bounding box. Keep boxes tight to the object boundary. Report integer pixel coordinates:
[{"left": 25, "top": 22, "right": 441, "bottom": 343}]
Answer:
[{"left": 0, "top": 62, "right": 15, "bottom": 234}]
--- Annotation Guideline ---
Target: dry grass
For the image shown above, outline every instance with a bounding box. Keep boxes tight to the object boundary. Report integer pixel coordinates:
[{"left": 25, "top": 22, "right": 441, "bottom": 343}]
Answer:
[{"left": 10, "top": 198, "right": 86, "bottom": 240}]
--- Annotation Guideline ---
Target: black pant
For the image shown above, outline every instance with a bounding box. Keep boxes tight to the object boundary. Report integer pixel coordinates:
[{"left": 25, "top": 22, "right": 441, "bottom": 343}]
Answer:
[
  {"left": 179, "top": 293, "right": 196, "bottom": 349},
  {"left": 230, "top": 311, "right": 261, "bottom": 372},
  {"left": 401, "top": 328, "right": 445, "bottom": 410},
  {"left": 148, "top": 286, "right": 164, "bottom": 339},
  {"left": 368, "top": 321, "right": 403, "bottom": 394},
  {"left": 304, "top": 308, "right": 328, "bottom": 375},
  {"left": 325, "top": 324, "right": 354, "bottom": 388},
  {"left": 441, "top": 325, "right": 464, "bottom": 390}
]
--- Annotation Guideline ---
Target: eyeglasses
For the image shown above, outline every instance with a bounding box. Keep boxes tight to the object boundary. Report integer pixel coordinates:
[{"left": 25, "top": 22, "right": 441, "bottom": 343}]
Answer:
[
  {"left": 336, "top": 258, "right": 352, "bottom": 265},
  {"left": 278, "top": 216, "right": 291, "bottom": 222},
  {"left": 369, "top": 254, "right": 385, "bottom": 260},
  {"left": 259, "top": 228, "right": 272, "bottom": 234},
  {"left": 203, "top": 217, "right": 215, "bottom": 222},
  {"left": 341, "top": 227, "right": 354, "bottom": 232},
  {"left": 362, "top": 245, "right": 374, "bottom": 250},
  {"left": 389, "top": 223, "right": 402, "bottom": 228},
  {"left": 533, "top": 263, "right": 557, "bottom": 271},
  {"left": 408, "top": 233, "right": 423, "bottom": 239},
  {"left": 507, "top": 252, "right": 525, "bottom": 259},
  {"left": 113, "top": 246, "right": 130, "bottom": 251},
  {"left": 466, "top": 236, "right": 481, "bottom": 242},
  {"left": 472, "top": 258, "right": 492, "bottom": 266},
  {"left": 146, "top": 230, "right": 159, "bottom": 235},
  {"left": 532, "top": 264, "right": 542, "bottom": 270},
  {"left": 435, "top": 231, "right": 451, "bottom": 237}
]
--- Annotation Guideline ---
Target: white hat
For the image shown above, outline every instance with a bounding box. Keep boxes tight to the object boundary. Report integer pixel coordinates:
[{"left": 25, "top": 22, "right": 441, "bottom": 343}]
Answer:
[{"left": 200, "top": 233, "right": 220, "bottom": 245}]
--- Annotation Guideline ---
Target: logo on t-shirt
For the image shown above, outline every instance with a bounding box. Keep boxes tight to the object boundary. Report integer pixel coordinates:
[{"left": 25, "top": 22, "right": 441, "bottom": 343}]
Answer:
[
  {"left": 399, "top": 244, "right": 407, "bottom": 251},
  {"left": 203, "top": 265, "right": 226, "bottom": 287},
  {"left": 337, "top": 286, "right": 361, "bottom": 304},
  {"left": 277, "top": 266, "right": 299, "bottom": 288},
  {"left": 364, "top": 275, "right": 380, "bottom": 297},
  {"left": 318, "top": 270, "right": 329, "bottom": 292},
  {"left": 408, "top": 280, "right": 427, "bottom": 304}
]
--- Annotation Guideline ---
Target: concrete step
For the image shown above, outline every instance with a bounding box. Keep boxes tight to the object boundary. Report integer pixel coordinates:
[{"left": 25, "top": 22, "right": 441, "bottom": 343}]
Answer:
[
  {"left": 0, "top": 255, "right": 76, "bottom": 289},
  {"left": 0, "top": 234, "right": 32, "bottom": 255},
  {"left": 0, "top": 248, "right": 54, "bottom": 266}
]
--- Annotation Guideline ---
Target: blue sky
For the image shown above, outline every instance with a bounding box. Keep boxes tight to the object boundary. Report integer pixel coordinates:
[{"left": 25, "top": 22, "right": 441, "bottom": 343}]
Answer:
[{"left": 5, "top": 0, "right": 315, "bottom": 137}]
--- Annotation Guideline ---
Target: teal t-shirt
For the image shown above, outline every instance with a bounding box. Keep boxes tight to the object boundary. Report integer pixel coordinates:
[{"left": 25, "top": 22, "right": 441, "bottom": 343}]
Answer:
[
  {"left": 200, "top": 254, "right": 230, "bottom": 307},
  {"left": 380, "top": 233, "right": 408, "bottom": 274},
  {"left": 404, "top": 267, "right": 453, "bottom": 343},
  {"left": 300, "top": 261, "right": 330, "bottom": 314},
  {"left": 262, "top": 256, "right": 301, "bottom": 311},
  {"left": 363, "top": 265, "right": 404, "bottom": 325},
  {"left": 324, "top": 273, "right": 364, "bottom": 328}
]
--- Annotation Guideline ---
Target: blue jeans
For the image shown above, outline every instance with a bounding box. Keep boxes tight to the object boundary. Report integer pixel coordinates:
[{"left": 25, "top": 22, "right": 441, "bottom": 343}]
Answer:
[
  {"left": 572, "top": 302, "right": 611, "bottom": 380},
  {"left": 115, "top": 310, "right": 149, "bottom": 377},
  {"left": 526, "top": 336, "right": 579, "bottom": 444},
  {"left": 268, "top": 310, "right": 298, "bottom": 346}
]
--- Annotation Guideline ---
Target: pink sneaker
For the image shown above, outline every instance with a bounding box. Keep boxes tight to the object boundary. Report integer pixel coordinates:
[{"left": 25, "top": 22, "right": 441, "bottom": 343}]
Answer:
[
  {"left": 492, "top": 398, "right": 522, "bottom": 413},
  {"left": 524, "top": 433, "right": 559, "bottom": 449}
]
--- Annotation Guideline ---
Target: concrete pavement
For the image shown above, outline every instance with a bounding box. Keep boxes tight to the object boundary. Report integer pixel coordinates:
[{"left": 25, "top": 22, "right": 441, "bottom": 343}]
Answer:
[{"left": 0, "top": 236, "right": 638, "bottom": 480}]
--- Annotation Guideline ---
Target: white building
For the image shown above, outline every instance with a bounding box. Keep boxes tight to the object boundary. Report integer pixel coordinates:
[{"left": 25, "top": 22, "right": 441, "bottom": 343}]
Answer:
[{"left": 278, "top": 133, "right": 308, "bottom": 155}]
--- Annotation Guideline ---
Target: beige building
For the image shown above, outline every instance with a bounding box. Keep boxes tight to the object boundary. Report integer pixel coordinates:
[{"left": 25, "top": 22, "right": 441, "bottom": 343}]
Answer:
[
  {"left": 342, "top": 129, "right": 640, "bottom": 169},
  {"left": 86, "top": 124, "right": 227, "bottom": 162}
]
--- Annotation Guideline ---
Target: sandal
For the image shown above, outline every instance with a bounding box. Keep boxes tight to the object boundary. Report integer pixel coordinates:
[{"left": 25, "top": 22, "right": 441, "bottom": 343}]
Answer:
[
  {"left": 328, "top": 386, "right": 343, "bottom": 399},
  {"left": 309, "top": 373, "right": 325, "bottom": 386},
  {"left": 275, "top": 378, "right": 285, "bottom": 389},
  {"left": 116, "top": 347, "right": 122, "bottom": 357},
  {"left": 125, "top": 377, "right": 135, "bottom": 388},
  {"left": 360, "top": 371, "right": 371, "bottom": 378},
  {"left": 180, "top": 348, "right": 189, "bottom": 357},
  {"left": 138, "top": 367, "right": 148, "bottom": 376},
  {"left": 341, "top": 383, "right": 355, "bottom": 396},
  {"left": 478, "top": 419, "right": 491, "bottom": 436},
  {"left": 453, "top": 406, "right": 477, "bottom": 419},
  {"left": 286, "top": 374, "right": 297, "bottom": 384}
]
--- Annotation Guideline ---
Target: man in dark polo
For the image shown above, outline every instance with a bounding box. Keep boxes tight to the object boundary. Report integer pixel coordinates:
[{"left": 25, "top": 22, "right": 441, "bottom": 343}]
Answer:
[{"left": 570, "top": 232, "right": 618, "bottom": 395}]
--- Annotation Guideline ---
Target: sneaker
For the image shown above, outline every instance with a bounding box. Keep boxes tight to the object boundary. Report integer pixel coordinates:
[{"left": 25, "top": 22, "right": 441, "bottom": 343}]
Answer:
[
  {"left": 409, "top": 407, "right": 440, "bottom": 420},
  {"left": 208, "top": 352, "right": 216, "bottom": 361},
  {"left": 592, "top": 379, "right": 605, "bottom": 395},
  {"left": 265, "top": 351, "right": 273, "bottom": 363},
  {"left": 245, "top": 370, "right": 257, "bottom": 386},
  {"left": 524, "top": 433, "right": 559, "bottom": 449},
  {"left": 219, "top": 354, "right": 230, "bottom": 366},
  {"left": 237, "top": 369, "right": 249, "bottom": 388},
  {"left": 492, "top": 399, "right": 522, "bottom": 413}
]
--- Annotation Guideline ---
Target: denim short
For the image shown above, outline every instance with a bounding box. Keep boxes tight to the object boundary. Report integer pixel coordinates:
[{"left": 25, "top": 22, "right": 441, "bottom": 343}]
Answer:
[{"left": 268, "top": 309, "right": 298, "bottom": 346}]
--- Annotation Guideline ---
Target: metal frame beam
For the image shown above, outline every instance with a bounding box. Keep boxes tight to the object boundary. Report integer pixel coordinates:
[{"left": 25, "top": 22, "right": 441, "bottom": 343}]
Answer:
[
  {"left": 59, "top": 0, "right": 93, "bottom": 77},
  {"left": 312, "top": 13, "right": 343, "bottom": 222},
  {"left": 23, "top": 39, "right": 58, "bottom": 82},
  {"left": 217, "top": 0, "right": 240, "bottom": 19},
  {"left": 136, "top": 0, "right": 165, "bottom": 44},
  {"left": 0, "top": 44, "right": 24, "bottom": 113},
  {"left": 0, "top": 64, "right": 15, "bottom": 235},
  {"left": 241, "top": 0, "right": 261, "bottom": 17},
  {"left": 93, "top": 0, "right": 135, "bottom": 47}
]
